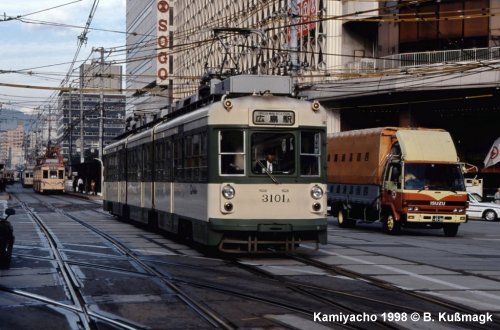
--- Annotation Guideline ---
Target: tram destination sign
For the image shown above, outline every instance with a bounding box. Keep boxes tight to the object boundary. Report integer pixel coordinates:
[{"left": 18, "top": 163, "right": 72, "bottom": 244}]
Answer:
[{"left": 253, "top": 110, "right": 295, "bottom": 126}]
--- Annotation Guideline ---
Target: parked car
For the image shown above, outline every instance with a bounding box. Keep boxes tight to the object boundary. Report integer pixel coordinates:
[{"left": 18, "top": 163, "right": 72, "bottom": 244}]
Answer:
[{"left": 467, "top": 193, "right": 500, "bottom": 221}]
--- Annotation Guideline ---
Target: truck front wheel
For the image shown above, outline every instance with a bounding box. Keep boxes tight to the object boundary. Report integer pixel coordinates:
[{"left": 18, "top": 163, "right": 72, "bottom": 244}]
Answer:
[
  {"left": 337, "top": 209, "right": 356, "bottom": 228},
  {"left": 383, "top": 213, "right": 401, "bottom": 235},
  {"left": 443, "top": 224, "right": 459, "bottom": 237}
]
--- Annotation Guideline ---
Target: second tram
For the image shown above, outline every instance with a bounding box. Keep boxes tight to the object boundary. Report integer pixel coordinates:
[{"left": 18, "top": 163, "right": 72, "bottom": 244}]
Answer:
[
  {"left": 21, "top": 167, "right": 34, "bottom": 188},
  {"left": 33, "top": 147, "right": 65, "bottom": 193},
  {"left": 103, "top": 75, "right": 328, "bottom": 253}
]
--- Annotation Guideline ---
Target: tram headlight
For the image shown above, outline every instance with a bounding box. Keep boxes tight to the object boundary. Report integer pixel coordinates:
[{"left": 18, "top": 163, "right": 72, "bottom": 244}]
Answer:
[
  {"left": 311, "top": 100, "right": 321, "bottom": 112},
  {"left": 222, "top": 184, "right": 235, "bottom": 199},
  {"left": 310, "top": 185, "right": 323, "bottom": 200}
]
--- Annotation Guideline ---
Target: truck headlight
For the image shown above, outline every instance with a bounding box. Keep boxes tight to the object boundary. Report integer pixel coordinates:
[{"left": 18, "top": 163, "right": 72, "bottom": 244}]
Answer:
[
  {"left": 311, "top": 185, "right": 323, "bottom": 200},
  {"left": 222, "top": 184, "right": 235, "bottom": 199}
]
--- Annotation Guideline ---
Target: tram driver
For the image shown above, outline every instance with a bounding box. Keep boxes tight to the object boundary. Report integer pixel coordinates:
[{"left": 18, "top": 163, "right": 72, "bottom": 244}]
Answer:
[{"left": 255, "top": 150, "right": 279, "bottom": 174}]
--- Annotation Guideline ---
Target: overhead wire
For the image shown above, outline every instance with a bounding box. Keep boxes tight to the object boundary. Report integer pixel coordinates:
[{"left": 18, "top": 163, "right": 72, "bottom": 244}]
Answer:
[{"left": 3, "top": 1, "right": 500, "bottom": 121}]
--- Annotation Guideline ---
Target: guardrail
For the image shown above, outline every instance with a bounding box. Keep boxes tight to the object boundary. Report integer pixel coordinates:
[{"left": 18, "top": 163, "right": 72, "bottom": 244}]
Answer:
[{"left": 346, "top": 47, "right": 500, "bottom": 73}]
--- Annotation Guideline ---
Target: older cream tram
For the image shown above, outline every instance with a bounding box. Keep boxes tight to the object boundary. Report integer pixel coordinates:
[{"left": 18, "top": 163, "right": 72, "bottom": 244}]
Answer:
[
  {"left": 33, "top": 147, "right": 65, "bottom": 193},
  {"left": 21, "top": 167, "right": 34, "bottom": 188},
  {"left": 103, "top": 75, "right": 328, "bottom": 252}
]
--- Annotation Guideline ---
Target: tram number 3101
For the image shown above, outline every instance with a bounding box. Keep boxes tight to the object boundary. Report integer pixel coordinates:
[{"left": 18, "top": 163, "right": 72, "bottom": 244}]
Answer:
[{"left": 261, "top": 194, "right": 290, "bottom": 203}]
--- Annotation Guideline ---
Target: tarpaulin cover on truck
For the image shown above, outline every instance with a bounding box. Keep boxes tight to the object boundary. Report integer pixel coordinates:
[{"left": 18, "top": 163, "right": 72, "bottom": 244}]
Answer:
[{"left": 396, "top": 130, "right": 458, "bottom": 163}]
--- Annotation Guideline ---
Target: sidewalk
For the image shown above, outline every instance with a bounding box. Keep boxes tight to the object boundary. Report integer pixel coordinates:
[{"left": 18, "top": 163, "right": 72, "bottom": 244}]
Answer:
[
  {"left": 0, "top": 192, "right": 10, "bottom": 201},
  {"left": 65, "top": 191, "right": 102, "bottom": 201}
]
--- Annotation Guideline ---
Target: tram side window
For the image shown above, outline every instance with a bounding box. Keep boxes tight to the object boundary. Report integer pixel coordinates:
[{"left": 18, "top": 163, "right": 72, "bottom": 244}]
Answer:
[
  {"left": 127, "top": 147, "right": 140, "bottom": 182},
  {"left": 154, "top": 140, "right": 165, "bottom": 181},
  {"left": 189, "top": 132, "right": 207, "bottom": 182},
  {"left": 43, "top": 170, "right": 48, "bottom": 179},
  {"left": 143, "top": 143, "right": 153, "bottom": 181},
  {"left": 184, "top": 135, "right": 193, "bottom": 180},
  {"left": 104, "top": 154, "right": 118, "bottom": 182},
  {"left": 118, "top": 150, "right": 126, "bottom": 181},
  {"left": 58, "top": 170, "right": 64, "bottom": 179},
  {"left": 173, "top": 138, "right": 183, "bottom": 180},
  {"left": 300, "top": 131, "right": 321, "bottom": 176},
  {"left": 199, "top": 132, "right": 208, "bottom": 180},
  {"left": 219, "top": 130, "right": 245, "bottom": 175},
  {"left": 175, "top": 132, "right": 208, "bottom": 182}
]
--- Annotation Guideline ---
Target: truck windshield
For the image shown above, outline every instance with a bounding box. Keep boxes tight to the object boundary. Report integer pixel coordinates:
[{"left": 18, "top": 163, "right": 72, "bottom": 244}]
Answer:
[{"left": 404, "top": 163, "right": 465, "bottom": 192}]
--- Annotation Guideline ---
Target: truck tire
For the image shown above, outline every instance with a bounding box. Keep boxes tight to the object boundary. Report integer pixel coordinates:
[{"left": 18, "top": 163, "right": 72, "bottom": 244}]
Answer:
[
  {"left": 443, "top": 224, "right": 459, "bottom": 237},
  {"left": 337, "top": 209, "right": 356, "bottom": 228},
  {"left": 383, "top": 213, "right": 401, "bottom": 235}
]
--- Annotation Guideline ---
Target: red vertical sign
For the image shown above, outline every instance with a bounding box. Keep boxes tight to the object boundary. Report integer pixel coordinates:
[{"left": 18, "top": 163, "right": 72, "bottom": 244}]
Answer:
[{"left": 157, "top": 0, "right": 170, "bottom": 86}]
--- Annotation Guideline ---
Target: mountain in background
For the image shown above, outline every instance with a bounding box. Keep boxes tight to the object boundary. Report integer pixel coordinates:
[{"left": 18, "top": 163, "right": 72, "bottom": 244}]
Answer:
[{"left": 0, "top": 108, "right": 36, "bottom": 131}]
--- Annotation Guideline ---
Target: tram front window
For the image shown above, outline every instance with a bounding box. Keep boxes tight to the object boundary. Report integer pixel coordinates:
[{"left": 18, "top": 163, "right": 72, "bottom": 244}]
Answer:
[{"left": 251, "top": 133, "right": 295, "bottom": 175}]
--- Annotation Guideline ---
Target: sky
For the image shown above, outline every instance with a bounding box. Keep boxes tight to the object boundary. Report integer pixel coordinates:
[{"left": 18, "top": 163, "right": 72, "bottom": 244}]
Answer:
[{"left": 0, "top": 0, "right": 126, "bottom": 114}]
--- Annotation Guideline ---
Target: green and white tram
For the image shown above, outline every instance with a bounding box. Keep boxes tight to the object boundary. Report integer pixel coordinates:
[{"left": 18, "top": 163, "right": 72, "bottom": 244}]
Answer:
[{"left": 103, "top": 75, "right": 328, "bottom": 252}]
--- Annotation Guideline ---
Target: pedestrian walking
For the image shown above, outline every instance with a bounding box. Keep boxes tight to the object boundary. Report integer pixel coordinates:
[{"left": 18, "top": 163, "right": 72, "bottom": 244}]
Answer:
[
  {"left": 90, "top": 179, "right": 96, "bottom": 195},
  {"left": 77, "top": 177, "right": 84, "bottom": 193}
]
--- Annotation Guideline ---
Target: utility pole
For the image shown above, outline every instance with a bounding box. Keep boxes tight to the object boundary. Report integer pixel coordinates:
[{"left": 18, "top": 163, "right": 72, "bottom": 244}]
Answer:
[
  {"left": 80, "top": 86, "right": 84, "bottom": 163},
  {"left": 47, "top": 105, "right": 52, "bottom": 149},
  {"left": 68, "top": 89, "right": 73, "bottom": 176},
  {"left": 289, "top": 0, "right": 300, "bottom": 77},
  {"left": 93, "top": 46, "right": 106, "bottom": 160}
]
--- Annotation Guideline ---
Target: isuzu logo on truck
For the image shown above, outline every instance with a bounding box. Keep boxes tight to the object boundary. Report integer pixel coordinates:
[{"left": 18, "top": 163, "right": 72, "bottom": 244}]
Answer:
[{"left": 430, "top": 201, "right": 446, "bottom": 206}]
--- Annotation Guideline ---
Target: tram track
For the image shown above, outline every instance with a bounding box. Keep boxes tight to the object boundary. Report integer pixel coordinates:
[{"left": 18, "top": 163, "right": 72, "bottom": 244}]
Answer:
[
  {"left": 10, "top": 197, "right": 154, "bottom": 330},
  {"left": 59, "top": 201, "right": 369, "bottom": 329},
  {"left": 288, "top": 250, "right": 500, "bottom": 330},
  {"left": 11, "top": 193, "right": 235, "bottom": 330},
  {"left": 7, "top": 192, "right": 498, "bottom": 329},
  {"left": 7, "top": 193, "right": 359, "bottom": 329},
  {"left": 73, "top": 202, "right": 497, "bottom": 329}
]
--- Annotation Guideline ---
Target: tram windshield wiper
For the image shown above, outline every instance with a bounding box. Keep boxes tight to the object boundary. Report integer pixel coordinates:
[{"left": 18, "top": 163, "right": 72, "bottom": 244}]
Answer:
[{"left": 257, "top": 160, "right": 280, "bottom": 184}]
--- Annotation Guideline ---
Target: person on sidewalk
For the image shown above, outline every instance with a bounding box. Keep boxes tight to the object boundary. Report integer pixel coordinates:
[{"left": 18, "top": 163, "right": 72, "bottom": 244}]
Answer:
[
  {"left": 77, "top": 177, "right": 84, "bottom": 193},
  {"left": 90, "top": 179, "right": 96, "bottom": 195}
]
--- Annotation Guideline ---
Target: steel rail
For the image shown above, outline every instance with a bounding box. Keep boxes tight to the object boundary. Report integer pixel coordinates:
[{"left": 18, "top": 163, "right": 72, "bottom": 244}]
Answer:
[{"left": 14, "top": 195, "right": 148, "bottom": 330}]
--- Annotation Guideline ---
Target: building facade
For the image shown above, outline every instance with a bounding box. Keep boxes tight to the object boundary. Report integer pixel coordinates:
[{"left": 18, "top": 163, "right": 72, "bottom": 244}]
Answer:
[
  {"left": 126, "top": 0, "right": 359, "bottom": 129},
  {"left": 57, "top": 63, "right": 126, "bottom": 165},
  {"left": 124, "top": 0, "right": 500, "bottom": 174},
  {"left": 0, "top": 122, "right": 24, "bottom": 169}
]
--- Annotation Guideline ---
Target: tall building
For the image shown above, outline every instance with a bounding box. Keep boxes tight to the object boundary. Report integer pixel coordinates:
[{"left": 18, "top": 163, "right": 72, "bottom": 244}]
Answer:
[
  {"left": 125, "top": 0, "right": 349, "bottom": 127},
  {"left": 0, "top": 122, "right": 24, "bottom": 169},
  {"left": 57, "top": 63, "right": 126, "bottom": 165},
  {"left": 124, "top": 0, "right": 500, "bottom": 170}
]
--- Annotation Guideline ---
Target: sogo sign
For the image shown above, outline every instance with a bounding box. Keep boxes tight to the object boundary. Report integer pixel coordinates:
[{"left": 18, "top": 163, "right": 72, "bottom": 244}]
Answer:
[{"left": 157, "top": 0, "right": 170, "bottom": 85}]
